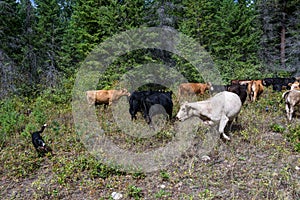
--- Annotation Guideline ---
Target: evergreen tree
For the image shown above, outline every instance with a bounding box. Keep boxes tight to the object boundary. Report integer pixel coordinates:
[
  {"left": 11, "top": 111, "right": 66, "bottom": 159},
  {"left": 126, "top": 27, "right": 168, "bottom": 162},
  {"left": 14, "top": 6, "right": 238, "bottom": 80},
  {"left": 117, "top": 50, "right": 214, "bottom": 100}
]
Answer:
[
  {"left": 61, "top": 0, "right": 146, "bottom": 81},
  {"left": 178, "top": 0, "right": 262, "bottom": 82},
  {"left": 0, "top": 0, "right": 22, "bottom": 60},
  {"left": 179, "top": 0, "right": 217, "bottom": 48},
  {"left": 208, "top": 0, "right": 262, "bottom": 81},
  {"left": 61, "top": 0, "right": 118, "bottom": 74},
  {"left": 34, "top": 0, "right": 70, "bottom": 88},
  {"left": 257, "top": 0, "right": 300, "bottom": 75},
  {"left": 0, "top": 0, "right": 22, "bottom": 98},
  {"left": 18, "top": 0, "right": 39, "bottom": 94}
]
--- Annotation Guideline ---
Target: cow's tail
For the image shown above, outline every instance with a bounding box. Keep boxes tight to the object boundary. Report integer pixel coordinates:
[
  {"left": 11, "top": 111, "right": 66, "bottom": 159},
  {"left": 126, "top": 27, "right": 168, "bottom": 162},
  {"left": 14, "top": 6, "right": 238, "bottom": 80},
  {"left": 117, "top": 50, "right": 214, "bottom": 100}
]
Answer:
[
  {"left": 282, "top": 90, "right": 291, "bottom": 111},
  {"left": 282, "top": 90, "right": 290, "bottom": 102}
]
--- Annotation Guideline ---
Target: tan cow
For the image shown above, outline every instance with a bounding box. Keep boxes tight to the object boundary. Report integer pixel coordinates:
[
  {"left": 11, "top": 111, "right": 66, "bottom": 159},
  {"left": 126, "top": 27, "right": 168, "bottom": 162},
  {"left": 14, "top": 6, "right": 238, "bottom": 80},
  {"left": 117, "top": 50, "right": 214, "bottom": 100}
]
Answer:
[
  {"left": 178, "top": 82, "right": 212, "bottom": 100},
  {"left": 288, "top": 81, "right": 300, "bottom": 90},
  {"left": 247, "top": 80, "right": 264, "bottom": 102},
  {"left": 282, "top": 89, "right": 300, "bottom": 121},
  {"left": 86, "top": 89, "right": 130, "bottom": 106}
]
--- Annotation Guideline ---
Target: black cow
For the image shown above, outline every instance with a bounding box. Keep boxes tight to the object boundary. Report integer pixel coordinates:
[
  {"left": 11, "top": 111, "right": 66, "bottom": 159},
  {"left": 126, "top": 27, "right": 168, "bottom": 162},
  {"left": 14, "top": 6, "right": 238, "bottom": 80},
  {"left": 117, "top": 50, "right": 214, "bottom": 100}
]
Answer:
[
  {"left": 227, "top": 84, "right": 248, "bottom": 105},
  {"left": 129, "top": 91, "right": 173, "bottom": 124},
  {"left": 143, "top": 92, "right": 173, "bottom": 124},
  {"left": 210, "top": 84, "right": 230, "bottom": 94},
  {"left": 129, "top": 91, "right": 157, "bottom": 120},
  {"left": 262, "top": 77, "right": 296, "bottom": 91}
]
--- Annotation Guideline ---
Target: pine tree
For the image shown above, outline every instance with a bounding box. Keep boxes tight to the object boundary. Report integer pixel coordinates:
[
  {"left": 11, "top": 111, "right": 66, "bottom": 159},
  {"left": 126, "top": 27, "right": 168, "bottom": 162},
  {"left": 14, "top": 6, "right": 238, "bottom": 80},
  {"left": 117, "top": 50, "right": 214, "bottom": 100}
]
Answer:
[
  {"left": 178, "top": 0, "right": 262, "bottom": 82},
  {"left": 61, "top": 0, "right": 147, "bottom": 84},
  {"left": 0, "top": 0, "right": 22, "bottom": 98},
  {"left": 34, "top": 0, "right": 70, "bottom": 88},
  {"left": 17, "top": 0, "right": 40, "bottom": 95},
  {"left": 257, "top": 0, "right": 300, "bottom": 75},
  {"left": 61, "top": 0, "right": 118, "bottom": 75}
]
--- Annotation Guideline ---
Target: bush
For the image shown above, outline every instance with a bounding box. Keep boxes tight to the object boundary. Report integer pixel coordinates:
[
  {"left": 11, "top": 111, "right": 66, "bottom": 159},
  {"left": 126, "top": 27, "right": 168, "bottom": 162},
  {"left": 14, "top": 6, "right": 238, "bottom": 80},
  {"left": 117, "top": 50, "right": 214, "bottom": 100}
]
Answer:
[
  {"left": 0, "top": 98, "right": 27, "bottom": 148},
  {"left": 286, "top": 124, "right": 300, "bottom": 152}
]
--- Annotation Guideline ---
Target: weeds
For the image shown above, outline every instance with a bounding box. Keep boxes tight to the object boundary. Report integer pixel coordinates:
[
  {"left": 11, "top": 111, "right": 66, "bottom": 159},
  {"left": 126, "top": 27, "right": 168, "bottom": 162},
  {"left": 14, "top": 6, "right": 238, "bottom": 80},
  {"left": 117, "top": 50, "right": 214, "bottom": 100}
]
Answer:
[
  {"left": 0, "top": 87, "right": 299, "bottom": 199},
  {"left": 127, "top": 185, "right": 143, "bottom": 199},
  {"left": 286, "top": 124, "right": 300, "bottom": 151},
  {"left": 160, "top": 170, "right": 170, "bottom": 181}
]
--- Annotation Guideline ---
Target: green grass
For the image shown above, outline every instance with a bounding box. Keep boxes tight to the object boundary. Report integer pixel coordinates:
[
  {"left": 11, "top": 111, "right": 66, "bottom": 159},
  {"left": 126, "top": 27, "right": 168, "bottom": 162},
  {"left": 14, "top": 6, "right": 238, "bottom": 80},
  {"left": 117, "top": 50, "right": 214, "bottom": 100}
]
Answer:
[{"left": 0, "top": 87, "right": 299, "bottom": 199}]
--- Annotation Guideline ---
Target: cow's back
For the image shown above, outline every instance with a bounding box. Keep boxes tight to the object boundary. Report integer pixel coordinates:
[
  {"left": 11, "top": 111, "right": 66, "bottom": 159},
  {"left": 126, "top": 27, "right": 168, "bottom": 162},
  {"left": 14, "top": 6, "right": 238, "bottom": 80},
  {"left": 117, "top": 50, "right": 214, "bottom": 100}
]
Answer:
[
  {"left": 94, "top": 90, "right": 110, "bottom": 103},
  {"left": 212, "top": 91, "right": 242, "bottom": 119},
  {"left": 227, "top": 84, "right": 247, "bottom": 104},
  {"left": 179, "top": 83, "right": 199, "bottom": 94}
]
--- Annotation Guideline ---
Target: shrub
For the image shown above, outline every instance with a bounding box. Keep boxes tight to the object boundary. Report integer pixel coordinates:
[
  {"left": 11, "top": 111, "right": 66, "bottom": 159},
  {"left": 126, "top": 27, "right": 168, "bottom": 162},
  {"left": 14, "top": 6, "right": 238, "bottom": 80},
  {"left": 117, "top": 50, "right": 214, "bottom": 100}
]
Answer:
[
  {"left": 0, "top": 98, "right": 26, "bottom": 148},
  {"left": 286, "top": 125, "right": 300, "bottom": 152}
]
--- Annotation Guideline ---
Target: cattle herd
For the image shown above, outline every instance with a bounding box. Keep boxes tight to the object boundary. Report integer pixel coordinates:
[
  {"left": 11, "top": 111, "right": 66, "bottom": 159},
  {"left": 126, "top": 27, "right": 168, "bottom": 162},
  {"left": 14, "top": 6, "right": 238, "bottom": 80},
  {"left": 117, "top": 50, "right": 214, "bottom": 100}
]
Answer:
[
  {"left": 85, "top": 76, "right": 300, "bottom": 141},
  {"left": 31, "top": 76, "right": 300, "bottom": 156}
]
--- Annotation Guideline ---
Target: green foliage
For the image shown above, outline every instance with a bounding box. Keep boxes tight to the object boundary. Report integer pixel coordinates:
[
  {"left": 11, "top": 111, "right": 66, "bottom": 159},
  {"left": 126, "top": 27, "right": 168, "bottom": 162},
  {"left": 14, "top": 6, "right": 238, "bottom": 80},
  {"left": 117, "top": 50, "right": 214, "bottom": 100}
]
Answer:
[
  {"left": 4, "top": 152, "right": 44, "bottom": 178},
  {"left": 198, "top": 189, "right": 215, "bottom": 199},
  {"left": 179, "top": 0, "right": 261, "bottom": 81},
  {"left": 127, "top": 185, "right": 143, "bottom": 199},
  {"left": 271, "top": 123, "right": 285, "bottom": 133},
  {"left": 286, "top": 125, "right": 300, "bottom": 152},
  {"left": 132, "top": 170, "right": 146, "bottom": 180},
  {"left": 257, "top": 0, "right": 300, "bottom": 74},
  {"left": 160, "top": 170, "right": 170, "bottom": 181},
  {"left": 31, "top": 96, "right": 51, "bottom": 125},
  {"left": 0, "top": 98, "right": 27, "bottom": 148},
  {"left": 154, "top": 189, "right": 171, "bottom": 198},
  {"left": 0, "top": 0, "right": 23, "bottom": 59}
]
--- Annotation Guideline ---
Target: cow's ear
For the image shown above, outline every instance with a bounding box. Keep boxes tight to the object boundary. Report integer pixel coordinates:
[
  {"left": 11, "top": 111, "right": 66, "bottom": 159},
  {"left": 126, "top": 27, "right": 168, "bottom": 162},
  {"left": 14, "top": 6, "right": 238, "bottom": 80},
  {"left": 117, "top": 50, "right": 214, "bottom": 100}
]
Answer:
[{"left": 184, "top": 103, "right": 191, "bottom": 111}]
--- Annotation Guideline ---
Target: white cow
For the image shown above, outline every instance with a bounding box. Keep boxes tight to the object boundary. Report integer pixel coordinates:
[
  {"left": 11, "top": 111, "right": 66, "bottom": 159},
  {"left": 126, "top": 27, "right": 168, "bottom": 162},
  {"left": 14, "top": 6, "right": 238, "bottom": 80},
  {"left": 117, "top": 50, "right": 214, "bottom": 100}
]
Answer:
[{"left": 176, "top": 91, "right": 242, "bottom": 140}]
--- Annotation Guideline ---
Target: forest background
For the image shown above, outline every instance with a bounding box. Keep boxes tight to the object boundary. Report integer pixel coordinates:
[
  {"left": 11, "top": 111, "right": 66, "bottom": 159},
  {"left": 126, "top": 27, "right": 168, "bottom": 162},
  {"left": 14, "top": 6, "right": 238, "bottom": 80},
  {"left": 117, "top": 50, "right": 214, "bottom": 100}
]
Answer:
[{"left": 1, "top": 0, "right": 300, "bottom": 100}]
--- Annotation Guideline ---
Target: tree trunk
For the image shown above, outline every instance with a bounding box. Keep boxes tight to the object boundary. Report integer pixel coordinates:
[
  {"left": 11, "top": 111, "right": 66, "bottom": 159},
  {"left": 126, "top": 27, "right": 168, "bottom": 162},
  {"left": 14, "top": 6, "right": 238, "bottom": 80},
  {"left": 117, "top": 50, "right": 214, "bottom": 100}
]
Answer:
[
  {"left": 280, "top": 0, "right": 287, "bottom": 68},
  {"left": 280, "top": 12, "right": 286, "bottom": 68}
]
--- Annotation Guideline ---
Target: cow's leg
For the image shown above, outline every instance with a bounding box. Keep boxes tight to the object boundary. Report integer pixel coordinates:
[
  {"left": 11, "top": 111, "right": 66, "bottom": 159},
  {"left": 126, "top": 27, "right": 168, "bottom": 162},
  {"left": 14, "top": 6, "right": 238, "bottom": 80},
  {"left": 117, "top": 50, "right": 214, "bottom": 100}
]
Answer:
[
  {"left": 285, "top": 103, "right": 292, "bottom": 121},
  {"left": 219, "top": 115, "right": 230, "bottom": 140},
  {"left": 131, "top": 114, "right": 137, "bottom": 120},
  {"left": 253, "top": 91, "right": 257, "bottom": 102},
  {"left": 288, "top": 104, "right": 294, "bottom": 121},
  {"left": 248, "top": 92, "right": 252, "bottom": 102},
  {"left": 226, "top": 120, "right": 234, "bottom": 132},
  {"left": 285, "top": 103, "right": 290, "bottom": 121}
]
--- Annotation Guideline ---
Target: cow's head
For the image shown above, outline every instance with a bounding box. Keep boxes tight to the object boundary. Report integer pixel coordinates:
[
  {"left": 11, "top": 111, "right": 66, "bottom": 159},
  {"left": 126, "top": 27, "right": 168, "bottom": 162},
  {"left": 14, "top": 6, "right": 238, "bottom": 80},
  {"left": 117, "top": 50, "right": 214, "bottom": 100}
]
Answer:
[
  {"left": 120, "top": 88, "right": 131, "bottom": 97},
  {"left": 262, "top": 78, "right": 272, "bottom": 86},
  {"left": 206, "top": 82, "right": 212, "bottom": 89},
  {"left": 176, "top": 101, "right": 191, "bottom": 121},
  {"left": 289, "top": 81, "right": 300, "bottom": 90},
  {"left": 207, "top": 82, "right": 214, "bottom": 92}
]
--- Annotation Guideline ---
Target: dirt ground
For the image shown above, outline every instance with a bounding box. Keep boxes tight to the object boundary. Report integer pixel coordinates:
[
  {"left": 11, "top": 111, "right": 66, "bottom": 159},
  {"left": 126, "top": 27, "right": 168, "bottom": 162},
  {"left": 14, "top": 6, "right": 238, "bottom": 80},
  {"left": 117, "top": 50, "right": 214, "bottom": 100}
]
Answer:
[{"left": 1, "top": 91, "right": 300, "bottom": 199}]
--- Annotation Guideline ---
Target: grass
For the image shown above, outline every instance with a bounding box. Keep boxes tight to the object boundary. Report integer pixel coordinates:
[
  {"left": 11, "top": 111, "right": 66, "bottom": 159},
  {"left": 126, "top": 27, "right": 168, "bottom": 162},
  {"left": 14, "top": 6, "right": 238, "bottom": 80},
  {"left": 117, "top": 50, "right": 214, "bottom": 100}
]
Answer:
[{"left": 0, "top": 87, "right": 299, "bottom": 199}]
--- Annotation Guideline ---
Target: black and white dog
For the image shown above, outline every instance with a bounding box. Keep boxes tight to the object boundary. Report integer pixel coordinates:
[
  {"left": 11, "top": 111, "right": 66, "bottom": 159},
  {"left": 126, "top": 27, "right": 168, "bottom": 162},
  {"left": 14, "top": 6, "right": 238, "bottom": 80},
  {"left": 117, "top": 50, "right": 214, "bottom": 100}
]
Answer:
[{"left": 31, "top": 124, "right": 52, "bottom": 156}]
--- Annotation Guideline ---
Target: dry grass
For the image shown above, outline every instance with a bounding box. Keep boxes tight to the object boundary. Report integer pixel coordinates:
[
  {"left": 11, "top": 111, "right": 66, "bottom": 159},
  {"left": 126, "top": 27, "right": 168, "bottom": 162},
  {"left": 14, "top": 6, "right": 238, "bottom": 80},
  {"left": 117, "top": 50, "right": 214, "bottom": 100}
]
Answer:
[{"left": 0, "top": 88, "right": 299, "bottom": 199}]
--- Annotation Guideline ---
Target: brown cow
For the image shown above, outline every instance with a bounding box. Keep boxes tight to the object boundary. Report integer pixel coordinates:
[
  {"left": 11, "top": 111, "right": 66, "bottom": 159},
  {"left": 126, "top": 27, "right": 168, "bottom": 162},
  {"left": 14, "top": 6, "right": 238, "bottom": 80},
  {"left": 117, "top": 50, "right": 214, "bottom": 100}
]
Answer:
[
  {"left": 247, "top": 80, "right": 264, "bottom": 102},
  {"left": 178, "top": 82, "right": 212, "bottom": 100},
  {"left": 86, "top": 89, "right": 130, "bottom": 106}
]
